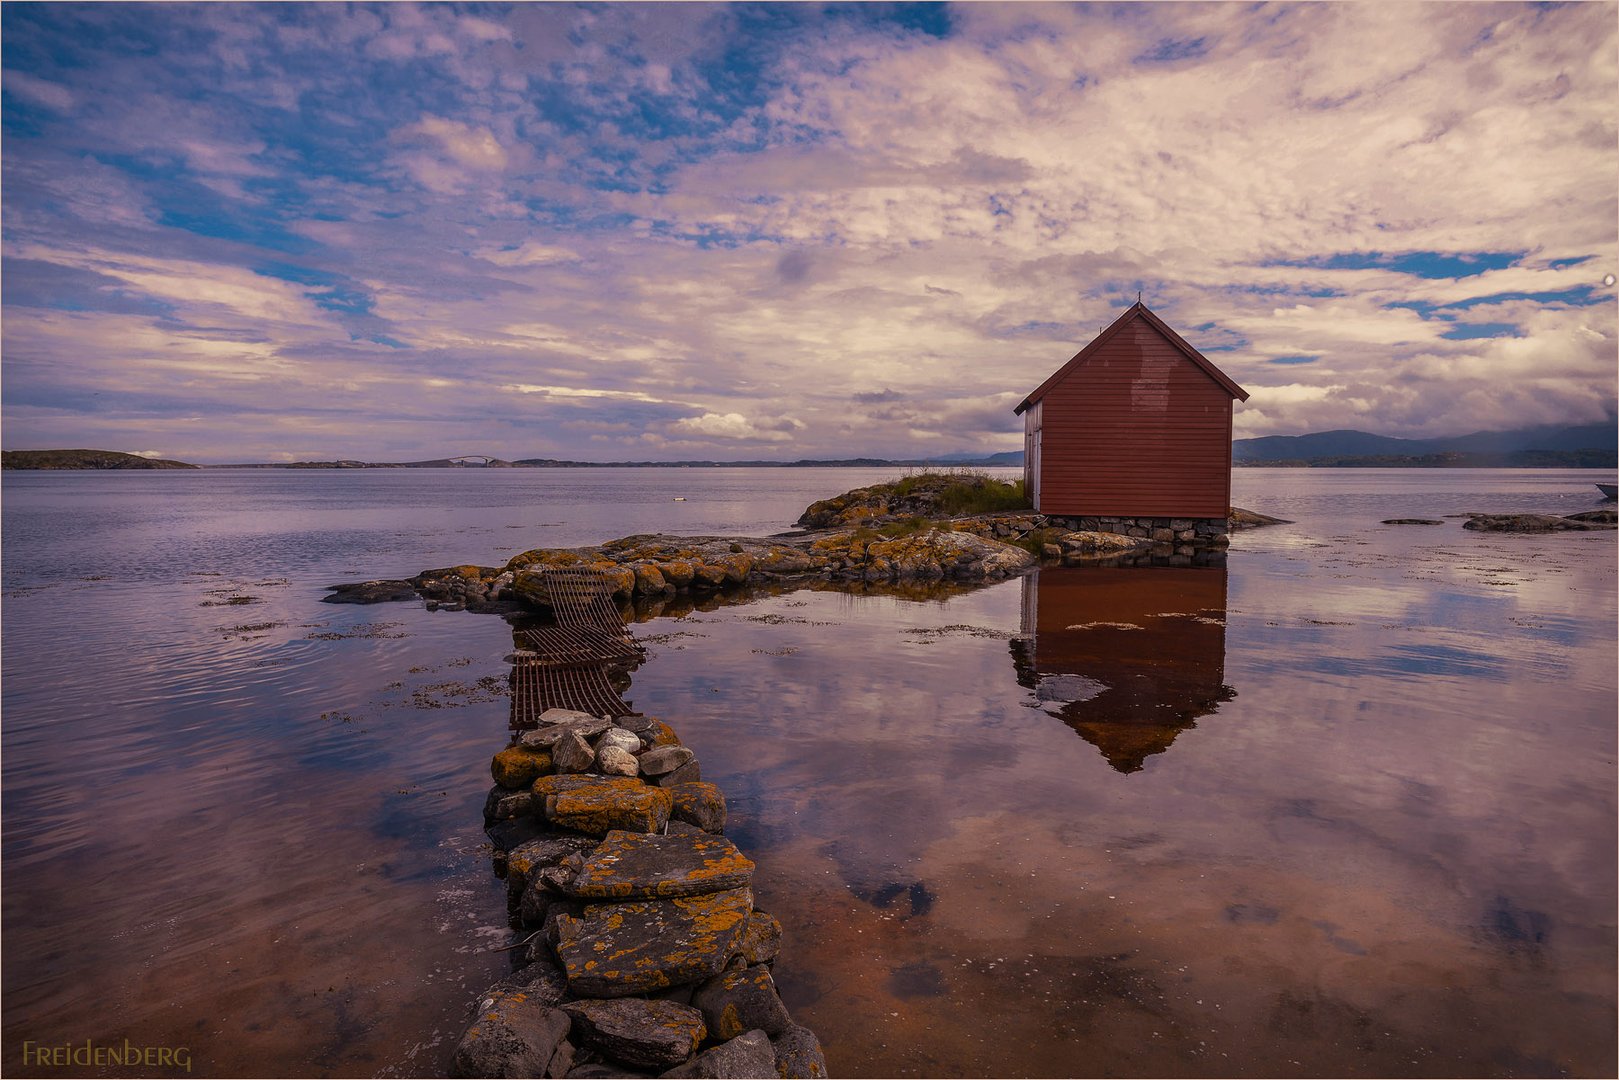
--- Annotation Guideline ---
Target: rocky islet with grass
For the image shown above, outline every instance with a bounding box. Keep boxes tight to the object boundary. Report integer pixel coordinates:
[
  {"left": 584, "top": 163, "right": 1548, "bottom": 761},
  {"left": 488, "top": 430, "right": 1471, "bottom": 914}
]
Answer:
[{"left": 336, "top": 473, "right": 1263, "bottom": 613}]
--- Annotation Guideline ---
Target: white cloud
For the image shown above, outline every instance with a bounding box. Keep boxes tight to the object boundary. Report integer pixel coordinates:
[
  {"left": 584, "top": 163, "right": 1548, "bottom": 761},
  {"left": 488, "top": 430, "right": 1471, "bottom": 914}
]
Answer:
[{"left": 669, "top": 412, "right": 796, "bottom": 442}]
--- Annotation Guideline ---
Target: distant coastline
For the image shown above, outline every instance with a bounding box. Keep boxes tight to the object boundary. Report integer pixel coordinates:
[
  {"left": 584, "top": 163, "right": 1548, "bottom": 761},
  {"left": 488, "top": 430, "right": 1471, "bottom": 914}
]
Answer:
[
  {"left": 4, "top": 420, "right": 1615, "bottom": 472},
  {"left": 1, "top": 449, "right": 198, "bottom": 470}
]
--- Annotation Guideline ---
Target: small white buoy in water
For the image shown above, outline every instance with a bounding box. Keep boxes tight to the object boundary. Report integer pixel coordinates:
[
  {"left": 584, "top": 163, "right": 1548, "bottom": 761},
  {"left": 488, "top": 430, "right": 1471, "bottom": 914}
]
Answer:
[{"left": 672, "top": 497, "right": 687, "bottom": 501}]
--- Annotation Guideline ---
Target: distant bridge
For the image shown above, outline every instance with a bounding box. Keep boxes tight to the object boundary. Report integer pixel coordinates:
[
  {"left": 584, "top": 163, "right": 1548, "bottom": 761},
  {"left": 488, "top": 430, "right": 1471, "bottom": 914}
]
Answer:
[{"left": 446, "top": 454, "right": 500, "bottom": 466}]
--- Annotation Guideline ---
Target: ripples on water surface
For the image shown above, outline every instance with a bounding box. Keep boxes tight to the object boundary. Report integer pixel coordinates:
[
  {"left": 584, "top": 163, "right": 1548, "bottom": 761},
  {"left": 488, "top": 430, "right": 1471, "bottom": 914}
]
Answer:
[{"left": 2, "top": 468, "right": 1614, "bottom": 1077}]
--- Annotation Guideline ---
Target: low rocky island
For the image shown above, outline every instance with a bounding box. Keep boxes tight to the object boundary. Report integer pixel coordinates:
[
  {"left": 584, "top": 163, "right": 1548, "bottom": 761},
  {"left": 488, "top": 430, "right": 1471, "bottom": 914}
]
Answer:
[
  {"left": 331, "top": 474, "right": 1266, "bottom": 614},
  {"left": 1461, "top": 509, "right": 1617, "bottom": 532}
]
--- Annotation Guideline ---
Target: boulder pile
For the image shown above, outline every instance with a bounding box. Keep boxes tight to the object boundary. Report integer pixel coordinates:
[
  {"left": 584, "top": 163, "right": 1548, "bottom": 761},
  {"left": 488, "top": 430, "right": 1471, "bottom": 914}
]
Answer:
[{"left": 458, "top": 707, "right": 827, "bottom": 1079}]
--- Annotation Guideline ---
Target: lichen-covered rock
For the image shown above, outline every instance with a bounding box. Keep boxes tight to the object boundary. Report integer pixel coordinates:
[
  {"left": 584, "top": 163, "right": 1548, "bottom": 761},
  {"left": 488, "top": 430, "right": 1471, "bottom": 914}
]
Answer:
[
  {"left": 659, "top": 560, "right": 697, "bottom": 588},
  {"left": 561, "top": 998, "right": 707, "bottom": 1071},
  {"left": 597, "top": 745, "right": 641, "bottom": 777},
  {"left": 553, "top": 887, "right": 754, "bottom": 997},
  {"left": 534, "top": 774, "right": 646, "bottom": 801},
  {"left": 770, "top": 1024, "right": 829, "bottom": 1079},
  {"left": 660, "top": 1029, "right": 777, "bottom": 1079},
  {"left": 497, "top": 953, "right": 571, "bottom": 1008},
  {"left": 451, "top": 987, "right": 572, "bottom": 1078},
  {"left": 691, "top": 964, "right": 791, "bottom": 1041},
  {"left": 641, "top": 720, "right": 683, "bottom": 750},
  {"left": 561, "top": 830, "right": 754, "bottom": 900},
  {"left": 729, "top": 911, "right": 781, "bottom": 967},
  {"left": 547, "top": 782, "right": 673, "bottom": 835},
  {"left": 493, "top": 746, "right": 555, "bottom": 788},
  {"left": 715, "top": 553, "right": 753, "bottom": 584},
  {"left": 633, "top": 564, "right": 670, "bottom": 594},
  {"left": 508, "top": 835, "right": 601, "bottom": 913},
  {"left": 668, "top": 783, "right": 727, "bottom": 834},
  {"left": 692, "top": 563, "right": 728, "bottom": 587}
]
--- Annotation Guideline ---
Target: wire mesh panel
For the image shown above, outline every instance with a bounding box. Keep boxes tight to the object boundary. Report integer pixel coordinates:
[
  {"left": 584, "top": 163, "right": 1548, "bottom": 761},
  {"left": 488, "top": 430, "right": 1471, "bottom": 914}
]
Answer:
[
  {"left": 510, "top": 660, "right": 634, "bottom": 726},
  {"left": 507, "top": 567, "right": 642, "bottom": 727},
  {"left": 542, "top": 567, "right": 643, "bottom": 655},
  {"left": 517, "top": 624, "right": 642, "bottom": 665}
]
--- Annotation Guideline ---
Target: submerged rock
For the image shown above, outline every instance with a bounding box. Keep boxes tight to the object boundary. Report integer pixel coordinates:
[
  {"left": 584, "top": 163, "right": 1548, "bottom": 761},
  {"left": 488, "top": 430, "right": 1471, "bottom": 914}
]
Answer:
[
  {"left": 322, "top": 579, "right": 419, "bottom": 604},
  {"left": 1382, "top": 518, "right": 1444, "bottom": 525}
]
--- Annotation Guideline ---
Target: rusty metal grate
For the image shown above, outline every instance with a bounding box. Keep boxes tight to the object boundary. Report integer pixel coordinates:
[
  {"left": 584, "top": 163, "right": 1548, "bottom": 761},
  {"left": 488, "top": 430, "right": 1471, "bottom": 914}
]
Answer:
[
  {"left": 507, "top": 566, "right": 641, "bottom": 726},
  {"left": 517, "top": 624, "right": 641, "bottom": 665},
  {"left": 540, "top": 567, "right": 643, "bottom": 657},
  {"left": 510, "top": 660, "right": 634, "bottom": 725}
]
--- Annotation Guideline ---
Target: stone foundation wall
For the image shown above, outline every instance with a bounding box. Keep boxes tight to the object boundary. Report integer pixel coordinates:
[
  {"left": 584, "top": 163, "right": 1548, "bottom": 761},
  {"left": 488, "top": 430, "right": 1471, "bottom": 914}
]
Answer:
[{"left": 1040, "top": 514, "right": 1230, "bottom": 549}]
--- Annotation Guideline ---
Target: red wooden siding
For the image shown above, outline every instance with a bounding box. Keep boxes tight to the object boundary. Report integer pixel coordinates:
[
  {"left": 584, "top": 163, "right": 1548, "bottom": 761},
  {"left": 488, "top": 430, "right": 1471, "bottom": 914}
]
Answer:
[{"left": 1020, "top": 307, "right": 1245, "bottom": 518}]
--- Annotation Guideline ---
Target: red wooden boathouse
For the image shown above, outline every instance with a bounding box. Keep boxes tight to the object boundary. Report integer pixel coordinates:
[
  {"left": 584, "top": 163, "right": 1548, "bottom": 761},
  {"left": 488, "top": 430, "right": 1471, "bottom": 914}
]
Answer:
[{"left": 1015, "top": 301, "right": 1249, "bottom": 539}]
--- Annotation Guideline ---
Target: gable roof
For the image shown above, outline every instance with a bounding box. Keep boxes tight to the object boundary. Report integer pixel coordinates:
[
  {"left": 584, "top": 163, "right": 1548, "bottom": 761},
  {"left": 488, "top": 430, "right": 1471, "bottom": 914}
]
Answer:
[{"left": 1014, "top": 301, "right": 1250, "bottom": 414}]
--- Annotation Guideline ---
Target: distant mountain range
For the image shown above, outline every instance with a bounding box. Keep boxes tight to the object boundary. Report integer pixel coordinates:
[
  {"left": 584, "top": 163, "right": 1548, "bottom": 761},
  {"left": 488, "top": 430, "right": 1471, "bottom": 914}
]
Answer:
[{"left": 1231, "top": 421, "right": 1616, "bottom": 467}]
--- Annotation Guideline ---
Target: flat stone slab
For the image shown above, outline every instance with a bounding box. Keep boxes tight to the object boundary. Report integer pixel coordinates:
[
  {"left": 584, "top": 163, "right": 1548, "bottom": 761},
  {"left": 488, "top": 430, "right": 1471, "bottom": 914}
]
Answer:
[
  {"left": 522, "top": 716, "right": 616, "bottom": 747},
  {"left": 563, "top": 830, "right": 754, "bottom": 900},
  {"left": 554, "top": 887, "right": 754, "bottom": 997},
  {"left": 561, "top": 998, "right": 706, "bottom": 1071}
]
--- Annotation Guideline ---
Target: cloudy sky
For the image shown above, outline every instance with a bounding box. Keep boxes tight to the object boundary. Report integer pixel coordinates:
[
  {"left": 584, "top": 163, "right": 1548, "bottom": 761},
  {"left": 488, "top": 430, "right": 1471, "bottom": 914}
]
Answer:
[{"left": 3, "top": 2, "right": 1615, "bottom": 464}]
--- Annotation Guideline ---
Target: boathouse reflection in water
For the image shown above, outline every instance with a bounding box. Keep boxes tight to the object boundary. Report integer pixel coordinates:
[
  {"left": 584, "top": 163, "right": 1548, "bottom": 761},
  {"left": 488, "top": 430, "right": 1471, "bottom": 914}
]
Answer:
[{"left": 1012, "top": 563, "right": 1236, "bottom": 772}]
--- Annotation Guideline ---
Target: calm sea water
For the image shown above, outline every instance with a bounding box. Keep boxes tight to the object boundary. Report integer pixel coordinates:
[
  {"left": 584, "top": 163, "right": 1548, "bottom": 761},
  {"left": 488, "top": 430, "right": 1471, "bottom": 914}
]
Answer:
[{"left": 2, "top": 468, "right": 1615, "bottom": 1078}]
